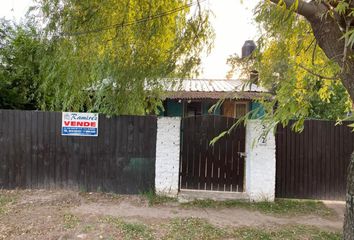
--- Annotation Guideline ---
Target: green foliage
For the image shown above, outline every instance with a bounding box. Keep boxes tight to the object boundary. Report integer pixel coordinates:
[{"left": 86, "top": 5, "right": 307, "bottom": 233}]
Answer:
[
  {"left": 232, "top": 225, "right": 341, "bottom": 240},
  {"left": 164, "top": 218, "right": 341, "bottom": 239},
  {"left": 0, "top": 194, "right": 15, "bottom": 215},
  {"left": 164, "top": 218, "right": 225, "bottom": 240},
  {"left": 308, "top": 81, "right": 351, "bottom": 119},
  {"left": 141, "top": 190, "right": 177, "bottom": 206},
  {"left": 102, "top": 216, "right": 154, "bottom": 240},
  {"left": 229, "top": 1, "right": 352, "bottom": 130},
  {"left": 0, "top": 19, "right": 45, "bottom": 109},
  {"left": 181, "top": 198, "right": 334, "bottom": 217},
  {"left": 63, "top": 213, "right": 80, "bottom": 229},
  {"left": 33, "top": 0, "right": 214, "bottom": 115}
]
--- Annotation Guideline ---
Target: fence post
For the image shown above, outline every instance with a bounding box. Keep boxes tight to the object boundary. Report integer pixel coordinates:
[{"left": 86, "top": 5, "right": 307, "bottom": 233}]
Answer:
[
  {"left": 155, "top": 117, "right": 181, "bottom": 197},
  {"left": 245, "top": 120, "right": 276, "bottom": 202}
]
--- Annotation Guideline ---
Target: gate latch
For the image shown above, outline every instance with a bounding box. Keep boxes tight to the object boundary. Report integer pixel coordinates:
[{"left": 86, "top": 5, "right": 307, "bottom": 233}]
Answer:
[{"left": 237, "top": 152, "right": 247, "bottom": 158}]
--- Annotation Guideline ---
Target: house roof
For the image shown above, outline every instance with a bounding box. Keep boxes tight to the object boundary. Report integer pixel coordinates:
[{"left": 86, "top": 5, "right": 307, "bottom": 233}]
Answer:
[
  {"left": 88, "top": 78, "right": 269, "bottom": 100},
  {"left": 162, "top": 79, "right": 269, "bottom": 100}
]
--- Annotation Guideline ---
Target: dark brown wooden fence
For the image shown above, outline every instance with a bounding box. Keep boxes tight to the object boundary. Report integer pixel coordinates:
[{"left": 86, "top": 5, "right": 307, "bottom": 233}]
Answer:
[
  {"left": 0, "top": 109, "right": 157, "bottom": 194},
  {"left": 276, "top": 120, "right": 354, "bottom": 200},
  {"left": 180, "top": 115, "right": 245, "bottom": 192}
]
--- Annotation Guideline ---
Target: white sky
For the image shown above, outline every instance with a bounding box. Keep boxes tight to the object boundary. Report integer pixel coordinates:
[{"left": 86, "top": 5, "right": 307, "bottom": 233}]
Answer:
[{"left": 0, "top": 0, "right": 260, "bottom": 79}]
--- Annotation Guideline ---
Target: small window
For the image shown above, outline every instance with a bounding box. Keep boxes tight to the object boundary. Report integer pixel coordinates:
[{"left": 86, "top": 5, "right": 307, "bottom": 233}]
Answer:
[
  {"left": 235, "top": 103, "right": 248, "bottom": 118},
  {"left": 222, "top": 100, "right": 235, "bottom": 118},
  {"left": 185, "top": 101, "right": 202, "bottom": 117},
  {"left": 205, "top": 102, "right": 215, "bottom": 115}
]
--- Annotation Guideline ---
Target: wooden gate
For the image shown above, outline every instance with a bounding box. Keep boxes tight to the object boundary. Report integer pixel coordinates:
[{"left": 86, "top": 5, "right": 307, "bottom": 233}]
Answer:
[{"left": 179, "top": 115, "right": 245, "bottom": 192}]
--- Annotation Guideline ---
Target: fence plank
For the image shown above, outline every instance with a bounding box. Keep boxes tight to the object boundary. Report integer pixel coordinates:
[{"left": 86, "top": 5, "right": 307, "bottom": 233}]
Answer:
[{"left": 205, "top": 116, "right": 214, "bottom": 191}]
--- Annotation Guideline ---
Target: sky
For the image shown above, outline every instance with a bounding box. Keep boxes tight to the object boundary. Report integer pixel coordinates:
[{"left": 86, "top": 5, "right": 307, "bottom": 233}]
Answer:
[{"left": 0, "top": 0, "right": 259, "bottom": 79}]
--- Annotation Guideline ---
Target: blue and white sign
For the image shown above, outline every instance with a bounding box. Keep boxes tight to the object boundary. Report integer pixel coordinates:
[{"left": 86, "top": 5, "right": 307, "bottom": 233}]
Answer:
[{"left": 61, "top": 112, "right": 99, "bottom": 137}]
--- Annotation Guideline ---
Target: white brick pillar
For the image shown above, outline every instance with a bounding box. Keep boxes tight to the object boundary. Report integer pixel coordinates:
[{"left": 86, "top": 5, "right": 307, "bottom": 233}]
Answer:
[
  {"left": 245, "top": 120, "right": 276, "bottom": 202},
  {"left": 155, "top": 117, "right": 181, "bottom": 197}
]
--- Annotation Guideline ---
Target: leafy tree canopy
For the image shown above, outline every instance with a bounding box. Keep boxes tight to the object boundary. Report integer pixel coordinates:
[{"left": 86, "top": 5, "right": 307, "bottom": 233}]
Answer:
[
  {"left": 33, "top": 0, "right": 214, "bottom": 115},
  {"left": 228, "top": 2, "right": 352, "bottom": 130},
  {"left": 0, "top": 19, "right": 45, "bottom": 110}
]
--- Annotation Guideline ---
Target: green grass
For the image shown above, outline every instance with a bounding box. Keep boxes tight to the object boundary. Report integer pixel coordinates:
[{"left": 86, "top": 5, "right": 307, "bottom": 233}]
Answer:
[
  {"left": 162, "top": 218, "right": 341, "bottom": 240},
  {"left": 102, "top": 216, "right": 154, "bottom": 240},
  {"left": 163, "top": 218, "right": 225, "bottom": 240},
  {"left": 63, "top": 213, "right": 80, "bottom": 229},
  {"left": 82, "top": 224, "right": 95, "bottom": 233},
  {"left": 141, "top": 190, "right": 177, "bottom": 206},
  {"left": 181, "top": 198, "right": 334, "bottom": 217},
  {"left": 232, "top": 225, "right": 341, "bottom": 240},
  {"left": 0, "top": 194, "right": 16, "bottom": 215}
]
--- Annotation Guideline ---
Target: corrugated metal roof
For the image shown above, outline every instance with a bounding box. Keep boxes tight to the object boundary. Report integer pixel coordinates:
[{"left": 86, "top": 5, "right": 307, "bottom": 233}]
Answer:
[
  {"left": 162, "top": 79, "right": 268, "bottom": 99},
  {"left": 163, "top": 79, "right": 267, "bottom": 92},
  {"left": 88, "top": 78, "right": 269, "bottom": 100},
  {"left": 165, "top": 91, "right": 267, "bottom": 100}
]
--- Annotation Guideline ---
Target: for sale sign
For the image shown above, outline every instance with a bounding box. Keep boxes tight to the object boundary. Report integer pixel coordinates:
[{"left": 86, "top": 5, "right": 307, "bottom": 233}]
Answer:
[{"left": 61, "top": 112, "right": 99, "bottom": 137}]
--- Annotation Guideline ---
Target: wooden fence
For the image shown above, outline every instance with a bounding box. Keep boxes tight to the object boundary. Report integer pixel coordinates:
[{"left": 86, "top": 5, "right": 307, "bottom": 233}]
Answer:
[
  {"left": 276, "top": 120, "right": 354, "bottom": 200},
  {"left": 0, "top": 110, "right": 157, "bottom": 194},
  {"left": 179, "top": 116, "right": 245, "bottom": 192}
]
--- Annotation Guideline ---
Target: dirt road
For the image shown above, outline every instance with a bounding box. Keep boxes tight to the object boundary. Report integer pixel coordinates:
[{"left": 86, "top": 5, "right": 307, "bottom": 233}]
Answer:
[{"left": 0, "top": 189, "right": 344, "bottom": 240}]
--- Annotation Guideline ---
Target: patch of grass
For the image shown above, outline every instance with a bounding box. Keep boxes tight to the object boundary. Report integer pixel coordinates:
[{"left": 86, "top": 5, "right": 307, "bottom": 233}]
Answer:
[
  {"left": 102, "top": 216, "right": 154, "bottom": 240},
  {"left": 63, "top": 213, "right": 80, "bottom": 229},
  {"left": 142, "top": 190, "right": 177, "bottom": 206},
  {"left": 82, "top": 224, "right": 95, "bottom": 233},
  {"left": 162, "top": 218, "right": 340, "bottom": 240},
  {"left": 232, "top": 225, "right": 341, "bottom": 240},
  {"left": 163, "top": 218, "right": 226, "bottom": 240},
  {"left": 0, "top": 194, "right": 16, "bottom": 215},
  {"left": 251, "top": 199, "right": 334, "bottom": 217},
  {"left": 181, "top": 198, "right": 334, "bottom": 217}
]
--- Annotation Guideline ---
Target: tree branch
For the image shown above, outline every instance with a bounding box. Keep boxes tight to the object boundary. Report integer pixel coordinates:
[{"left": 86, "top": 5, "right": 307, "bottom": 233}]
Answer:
[
  {"left": 311, "top": 40, "right": 317, "bottom": 66},
  {"left": 269, "top": 0, "right": 318, "bottom": 18},
  {"left": 297, "top": 64, "right": 340, "bottom": 80}
]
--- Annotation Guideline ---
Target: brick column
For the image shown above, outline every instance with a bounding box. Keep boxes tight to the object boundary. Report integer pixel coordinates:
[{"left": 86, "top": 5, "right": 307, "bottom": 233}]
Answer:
[
  {"left": 155, "top": 117, "right": 181, "bottom": 196},
  {"left": 245, "top": 120, "right": 276, "bottom": 202}
]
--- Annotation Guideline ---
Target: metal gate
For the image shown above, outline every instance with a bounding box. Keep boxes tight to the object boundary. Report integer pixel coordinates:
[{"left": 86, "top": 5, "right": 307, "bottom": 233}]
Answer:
[{"left": 179, "top": 115, "right": 245, "bottom": 192}]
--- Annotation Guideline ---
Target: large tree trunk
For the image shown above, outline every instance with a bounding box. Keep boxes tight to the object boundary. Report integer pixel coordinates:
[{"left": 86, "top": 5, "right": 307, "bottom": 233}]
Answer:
[{"left": 344, "top": 153, "right": 354, "bottom": 240}]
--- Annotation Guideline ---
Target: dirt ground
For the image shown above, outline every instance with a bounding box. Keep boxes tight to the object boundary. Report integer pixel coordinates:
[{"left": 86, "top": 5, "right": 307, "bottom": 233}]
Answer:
[{"left": 0, "top": 189, "right": 345, "bottom": 240}]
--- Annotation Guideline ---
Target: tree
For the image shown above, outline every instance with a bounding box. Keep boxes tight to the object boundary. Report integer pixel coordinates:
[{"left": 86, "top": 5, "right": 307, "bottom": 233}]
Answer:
[
  {"left": 228, "top": 16, "right": 352, "bottom": 122},
  {"left": 232, "top": 1, "right": 354, "bottom": 238},
  {"left": 0, "top": 19, "right": 45, "bottom": 109},
  {"left": 32, "top": 0, "right": 213, "bottom": 115}
]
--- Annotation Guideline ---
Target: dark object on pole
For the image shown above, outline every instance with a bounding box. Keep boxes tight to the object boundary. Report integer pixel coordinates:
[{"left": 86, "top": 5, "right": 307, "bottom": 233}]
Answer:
[
  {"left": 242, "top": 40, "right": 258, "bottom": 84},
  {"left": 242, "top": 40, "right": 256, "bottom": 58}
]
